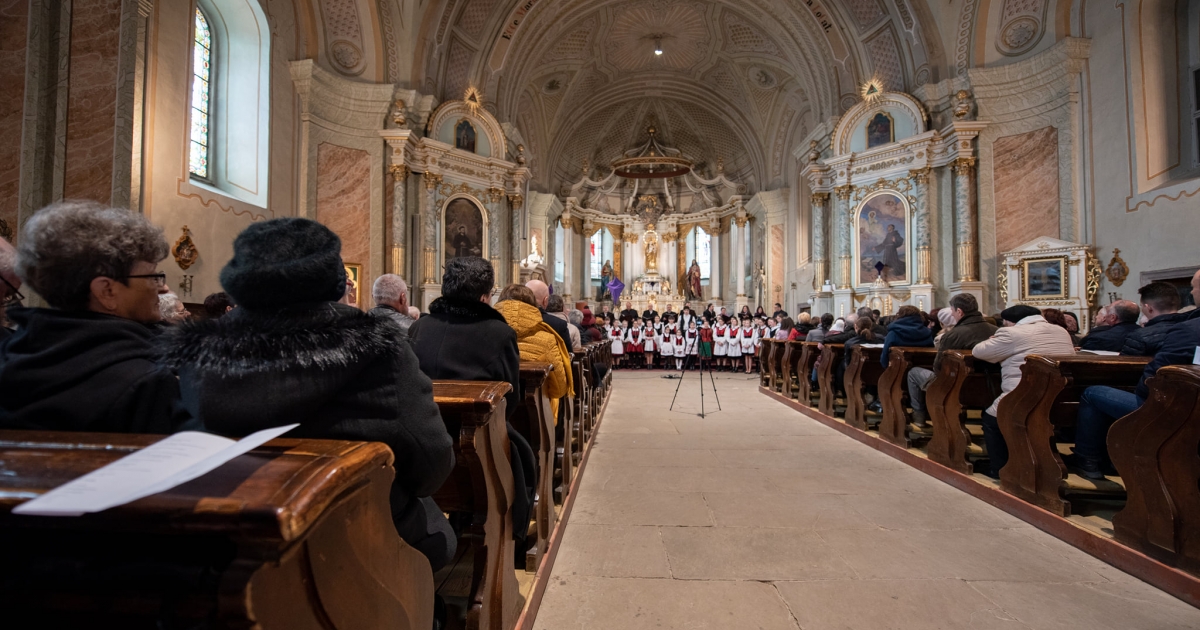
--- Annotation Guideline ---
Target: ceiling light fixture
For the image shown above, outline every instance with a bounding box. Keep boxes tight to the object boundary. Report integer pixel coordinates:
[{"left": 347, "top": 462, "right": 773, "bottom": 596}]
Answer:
[{"left": 654, "top": 37, "right": 663, "bottom": 56}]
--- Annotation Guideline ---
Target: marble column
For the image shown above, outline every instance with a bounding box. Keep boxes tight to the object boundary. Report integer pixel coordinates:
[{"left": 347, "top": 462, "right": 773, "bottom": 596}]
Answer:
[
  {"left": 510, "top": 192, "right": 525, "bottom": 286},
  {"left": 486, "top": 187, "right": 503, "bottom": 281},
  {"left": 952, "top": 158, "right": 978, "bottom": 283},
  {"left": 909, "top": 168, "right": 932, "bottom": 285},
  {"left": 834, "top": 185, "right": 854, "bottom": 289},
  {"left": 420, "top": 172, "right": 441, "bottom": 285},
  {"left": 388, "top": 165, "right": 408, "bottom": 276},
  {"left": 734, "top": 216, "right": 748, "bottom": 298},
  {"left": 561, "top": 215, "right": 574, "bottom": 301},
  {"left": 709, "top": 223, "right": 721, "bottom": 301},
  {"left": 810, "top": 192, "right": 830, "bottom": 288}
]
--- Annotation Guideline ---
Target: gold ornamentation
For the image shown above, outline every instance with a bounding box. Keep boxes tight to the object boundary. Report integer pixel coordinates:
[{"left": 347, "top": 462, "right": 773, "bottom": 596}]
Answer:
[
  {"left": 838, "top": 256, "right": 852, "bottom": 290},
  {"left": 956, "top": 242, "right": 978, "bottom": 283},
  {"left": 662, "top": 231, "right": 678, "bottom": 243},
  {"left": 622, "top": 231, "right": 639, "bottom": 243},
  {"left": 392, "top": 99, "right": 407, "bottom": 126},
  {"left": 507, "top": 193, "right": 524, "bottom": 209},
  {"left": 486, "top": 187, "right": 504, "bottom": 204},
  {"left": 389, "top": 164, "right": 408, "bottom": 180},
  {"left": 951, "top": 157, "right": 976, "bottom": 174},
  {"left": 422, "top": 247, "right": 435, "bottom": 284},
  {"left": 1086, "top": 251, "right": 1103, "bottom": 305},
  {"left": 172, "top": 226, "right": 199, "bottom": 271},
  {"left": 998, "top": 271, "right": 1008, "bottom": 303},
  {"left": 811, "top": 192, "right": 830, "bottom": 206},
  {"left": 423, "top": 172, "right": 442, "bottom": 190},
  {"left": 909, "top": 167, "right": 931, "bottom": 185},
  {"left": 915, "top": 246, "right": 932, "bottom": 284},
  {"left": 860, "top": 77, "right": 886, "bottom": 103},
  {"left": 734, "top": 216, "right": 749, "bottom": 228},
  {"left": 438, "top": 181, "right": 487, "bottom": 200},
  {"left": 851, "top": 155, "right": 915, "bottom": 175},
  {"left": 1104, "top": 249, "right": 1129, "bottom": 287},
  {"left": 463, "top": 86, "right": 484, "bottom": 115},
  {"left": 851, "top": 178, "right": 915, "bottom": 203},
  {"left": 834, "top": 185, "right": 854, "bottom": 200}
]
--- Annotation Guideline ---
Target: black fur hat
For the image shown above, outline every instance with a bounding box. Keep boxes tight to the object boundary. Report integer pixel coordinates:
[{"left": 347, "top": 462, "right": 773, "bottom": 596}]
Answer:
[{"left": 220, "top": 218, "right": 347, "bottom": 310}]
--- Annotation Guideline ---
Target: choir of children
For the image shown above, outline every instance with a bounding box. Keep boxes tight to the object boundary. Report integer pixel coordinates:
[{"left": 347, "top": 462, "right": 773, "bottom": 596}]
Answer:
[{"left": 598, "top": 310, "right": 772, "bottom": 372}]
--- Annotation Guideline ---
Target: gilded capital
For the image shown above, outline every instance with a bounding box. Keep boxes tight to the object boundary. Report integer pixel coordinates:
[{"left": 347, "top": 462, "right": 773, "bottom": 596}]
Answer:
[
  {"left": 487, "top": 186, "right": 505, "bottom": 203},
  {"left": 908, "top": 167, "right": 931, "bottom": 185},
  {"left": 810, "top": 192, "right": 830, "bottom": 206},
  {"left": 422, "top": 172, "right": 442, "bottom": 190},
  {"left": 951, "top": 157, "right": 976, "bottom": 174},
  {"left": 734, "top": 216, "right": 748, "bottom": 228},
  {"left": 834, "top": 185, "right": 854, "bottom": 200},
  {"left": 389, "top": 164, "right": 409, "bottom": 181},
  {"left": 507, "top": 193, "right": 524, "bottom": 209}
]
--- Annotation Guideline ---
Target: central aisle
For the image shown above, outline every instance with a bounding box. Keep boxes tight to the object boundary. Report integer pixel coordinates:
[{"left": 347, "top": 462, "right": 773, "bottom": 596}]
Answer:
[{"left": 534, "top": 371, "right": 1200, "bottom": 629}]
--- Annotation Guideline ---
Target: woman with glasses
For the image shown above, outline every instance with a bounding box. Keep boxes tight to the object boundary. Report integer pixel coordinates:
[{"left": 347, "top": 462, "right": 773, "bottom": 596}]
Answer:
[{"left": 0, "top": 201, "right": 191, "bottom": 434}]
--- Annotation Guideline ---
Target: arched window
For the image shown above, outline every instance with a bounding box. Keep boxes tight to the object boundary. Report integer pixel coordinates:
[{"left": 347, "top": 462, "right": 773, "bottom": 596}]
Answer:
[
  {"left": 189, "top": 8, "right": 213, "bottom": 180},
  {"left": 187, "top": 0, "right": 270, "bottom": 207},
  {"left": 554, "top": 222, "right": 565, "bottom": 282},
  {"left": 686, "top": 226, "right": 711, "bottom": 280},
  {"left": 590, "top": 231, "right": 605, "bottom": 279}
]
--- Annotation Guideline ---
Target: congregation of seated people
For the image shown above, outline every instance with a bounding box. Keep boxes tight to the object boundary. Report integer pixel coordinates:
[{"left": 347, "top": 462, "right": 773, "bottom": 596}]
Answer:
[{"left": 0, "top": 200, "right": 587, "bottom": 590}]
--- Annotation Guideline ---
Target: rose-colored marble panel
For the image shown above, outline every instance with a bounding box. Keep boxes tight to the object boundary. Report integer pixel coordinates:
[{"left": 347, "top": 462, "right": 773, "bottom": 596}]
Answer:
[
  {"left": 0, "top": 0, "right": 27, "bottom": 238},
  {"left": 770, "top": 224, "right": 784, "bottom": 307},
  {"left": 63, "top": 0, "right": 122, "bottom": 203},
  {"left": 316, "top": 143, "right": 371, "bottom": 281},
  {"left": 994, "top": 126, "right": 1060, "bottom": 254}
]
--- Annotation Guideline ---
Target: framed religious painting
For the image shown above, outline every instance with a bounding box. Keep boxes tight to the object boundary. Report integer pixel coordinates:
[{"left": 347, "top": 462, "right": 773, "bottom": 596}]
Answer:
[
  {"left": 1023, "top": 257, "right": 1067, "bottom": 299},
  {"left": 866, "top": 112, "right": 894, "bottom": 148},
  {"left": 455, "top": 119, "right": 477, "bottom": 153},
  {"left": 343, "top": 263, "right": 362, "bottom": 307},
  {"left": 853, "top": 191, "right": 910, "bottom": 286},
  {"left": 443, "top": 196, "right": 486, "bottom": 265}
]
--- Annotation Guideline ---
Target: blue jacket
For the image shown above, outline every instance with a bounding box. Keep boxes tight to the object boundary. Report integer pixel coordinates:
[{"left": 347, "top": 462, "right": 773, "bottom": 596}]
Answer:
[
  {"left": 1079, "top": 321, "right": 1139, "bottom": 352},
  {"left": 881, "top": 314, "right": 934, "bottom": 368},
  {"left": 1136, "top": 317, "right": 1200, "bottom": 398},
  {"left": 1120, "top": 312, "right": 1190, "bottom": 357}
]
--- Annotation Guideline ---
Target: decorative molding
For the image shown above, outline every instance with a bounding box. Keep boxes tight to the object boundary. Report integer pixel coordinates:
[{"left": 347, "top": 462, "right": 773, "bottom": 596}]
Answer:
[
  {"left": 1105, "top": 249, "right": 1130, "bottom": 287},
  {"left": 834, "top": 185, "right": 854, "bottom": 200},
  {"left": 172, "top": 226, "right": 199, "bottom": 270}
]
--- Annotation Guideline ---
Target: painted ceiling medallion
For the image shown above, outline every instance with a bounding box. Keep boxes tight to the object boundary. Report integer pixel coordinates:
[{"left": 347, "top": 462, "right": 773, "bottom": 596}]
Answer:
[{"left": 463, "top": 86, "right": 485, "bottom": 116}]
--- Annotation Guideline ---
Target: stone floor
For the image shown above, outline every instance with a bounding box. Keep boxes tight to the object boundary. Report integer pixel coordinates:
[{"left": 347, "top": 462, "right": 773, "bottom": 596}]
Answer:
[{"left": 533, "top": 370, "right": 1200, "bottom": 630}]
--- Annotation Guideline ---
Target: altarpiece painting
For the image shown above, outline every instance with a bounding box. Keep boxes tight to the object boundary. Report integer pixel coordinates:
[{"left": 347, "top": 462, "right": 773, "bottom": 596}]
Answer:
[
  {"left": 444, "top": 197, "right": 485, "bottom": 263},
  {"left": 855, "top": 192, "right": 909, "bottom": 285}
]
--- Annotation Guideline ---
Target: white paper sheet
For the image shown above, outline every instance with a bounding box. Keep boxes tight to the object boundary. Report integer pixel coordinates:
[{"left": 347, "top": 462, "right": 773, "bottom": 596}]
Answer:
[
  {"left": 13, "top": 424, "right": 299, "bottom": 517},
  {"left": 1193, "top": 346, "right": 1200, "bottom": 365},
  {"left": 1079, "top": 350, "right": 1120, "bottom": 356}
]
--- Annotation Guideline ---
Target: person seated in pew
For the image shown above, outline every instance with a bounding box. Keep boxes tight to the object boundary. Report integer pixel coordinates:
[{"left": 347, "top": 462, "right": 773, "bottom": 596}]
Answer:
[
  {"left": 0, "top": 236, "right": 22, "bottom": 340},
  {"left": 548, "top": 294, "right": 583, "bottom": 352},
  {"left": 526, "top": 280, "right": 572, "bottom": 352},
  {"left": 1120, "top": 282, "right": 1185, "bottom": 357},
  {"left": 970, "top": 305, "right": 1077, "bottom": 478},
  {"left": 407, "top": 256, "right": 537, "bottom": 553},
  {"left": 880, "top": 305, "right": 934, "bottom": 368},
  {"left": 566, "top": 308, "right": 586, "bottom": 352},
  {"left": 1069, "top": 314, "right": 1200, "bottom": 479},
  {"left": 1079, "top": 300, "right": 1139, "bottom": 352},
  {"left": 837, "top": 317, "right": 877, "bottom": 400},
  {"left": 806, "top": 313, "right": 834, "bottom": 343},
  {"left": 0, "top": 201, "right": 192, "bottom": 434},
  {"left": 368, "top": 273, "right": 417, "bottom": 339},
  {"left": 494, "top": 285, "right": 573, "bottom": 417},
  {"left": 161, "top": 218, "right": 457, "bottom": 572},
  {"left": 906, "top": 294, "right": 998, "bottom": 429}
]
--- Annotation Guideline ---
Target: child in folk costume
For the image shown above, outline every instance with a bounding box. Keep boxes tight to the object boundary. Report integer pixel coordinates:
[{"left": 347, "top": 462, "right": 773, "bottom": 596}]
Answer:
[
  {"left": 684, "top": 320, "right": 700, "bottom": 368},
  {"left": 670, "top": 318, "right": 687, "bottom": 370},
  {"left": 640, "top": 317, "right": 656, "bottom": 369},
  {"left": 713, "top": 316, "right": 730, "bottom": 371},
  {"left": 625, "top": 320, "right": 644, "bottom": 369},
  {"left": 652, "top": 315, "right": 665, "bottom": 369},
  {"left": 726, "top": 315, "right": 743, "bottom": 369},
  {"left": 698, "top": 319, "right": 714, "bottom": 366},
  {"left": 659, "top": 315, "right": 677, "bottom": 367},
  {"left": 610, "top": 320, "right": 625, "bottom": 368},
  {"left": 739, "top": 318, "right": 758, "bottom": 374}
]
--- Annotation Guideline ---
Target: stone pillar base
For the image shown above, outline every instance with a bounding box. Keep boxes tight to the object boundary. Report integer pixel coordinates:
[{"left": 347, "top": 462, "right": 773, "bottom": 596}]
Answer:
[
  {"left": 949, "top": 281, "right": 988, "bottom": 313},
  {"left": 810, "top": 291, "right": 835, "bottom": 317},
  {"left": 420, "top": 283, "right": 442, "bottom": 311},
  {"left": 832, "top": 289, "right": 855, "bottom": 320}
]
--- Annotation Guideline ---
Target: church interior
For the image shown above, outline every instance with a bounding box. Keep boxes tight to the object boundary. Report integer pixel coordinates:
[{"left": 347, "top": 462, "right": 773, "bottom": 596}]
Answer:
[{"left": 2, "top": 0, "right": 1200, "bottom": 627}]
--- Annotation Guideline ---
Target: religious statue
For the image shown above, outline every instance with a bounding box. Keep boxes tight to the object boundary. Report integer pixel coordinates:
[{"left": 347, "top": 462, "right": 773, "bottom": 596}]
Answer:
[
  {"left": 751, "top": 263, "right": 765, "bottom": 306},
  {"left": 686, "top": 259, "right": 703, "bottom": 301},
  {"left": 953, "top": 90, "right": 975, "bottom": 120},
  {"left": 807, "top": 140, "right": 820, "bottom": 164},
  {"left": 598, "top": 259, "right": 613, "bottom": 301},
  {"left": 643, "top": 225, "right": 659, "bottom": 271},
  {"left": 662, "top": 279, "right": 671, "bottom": 295}
]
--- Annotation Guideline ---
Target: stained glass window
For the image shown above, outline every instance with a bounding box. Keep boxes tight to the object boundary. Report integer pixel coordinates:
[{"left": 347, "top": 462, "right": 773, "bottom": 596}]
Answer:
[
  {"left": 692, "top": 227, "right": 711, "bottom": 280},
  {"left": 189, "top": 8, "right": 212, "bottom": 179},
  {"left": 590, "top": 231, "right": 603, "bottom": 279}
]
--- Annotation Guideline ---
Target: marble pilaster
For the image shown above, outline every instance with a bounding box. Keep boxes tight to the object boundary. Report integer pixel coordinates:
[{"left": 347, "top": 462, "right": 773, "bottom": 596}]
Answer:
[
  {"left": 810, "top": 192, "right": 830, "bottom": 288},
  {"left": 909, "top": 168, "right": 932, "bottom": 285},
  {"left": 509, "top": 192, "right": 524, "bottom": 286},
  {"left": 952, "top": 158, "right": 978, "bottom": 283},
  {"left": 388, "top": 164, "right": 408, "bottom": 276},
  {"left": 420, "top": 171, "right": 440, "bottom": 286},
  {"left": 709, "top": 222, "right": 721, "bottom": 302},
  {"left": 833, "top": 185, "right": 854, "bottom": 289},
  {"left": 734, "top": 215, "right": 747, "bottom": 299},
  {"left": 561, "top": 214, "right": 574, "bottom": 302}
]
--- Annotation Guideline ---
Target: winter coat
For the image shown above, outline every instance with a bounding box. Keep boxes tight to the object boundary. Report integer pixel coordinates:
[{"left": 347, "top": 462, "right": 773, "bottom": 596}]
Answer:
[
  {"left": 409, "top": 296, "right": 522, "bottom": 418},
  {"left": 1077, "top": 322, "right": 1138, "bottom": 352},
  {"left": 933, "top": 311, "right": 998, "bottom": 371},
  {"left": 540, "top": 308, "right": 573, "bottom": 351},
  {"left": 1135, "top": 317, "right": 1200, "bottom": 398},
  {"left": 1120, "top": 313, "right": 1190, "bottom": 357},
  {"left": 881, "top": 315, "right": 934, "bottom": 368},
  {"left": 495, "top": 300, "right": 574, "bottom": 418},
  {"left": 806, "top": 326, "right": 828, "bottom": 343},
  {"left": 971, "top": 315, "right": 1076, "bottom": 416},
  {"left": 368, "top": 304, "right": 416, "bottom": 339},
  {"left": 0, "top": 307, "right": 191, "bottom": 434},
  {"left": 161, "top": 302, "right": 457, "bottom": 570}
]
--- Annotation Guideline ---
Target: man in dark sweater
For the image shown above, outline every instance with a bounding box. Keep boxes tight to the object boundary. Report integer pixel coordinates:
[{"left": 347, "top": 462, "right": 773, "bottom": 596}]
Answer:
[
  {"left": 527, "top": 279, "right": 572, "bottom": 351},
  {"left": 1079, "top": 300, "right": 1139, "bottom": 352},
  {"left": 906, "top": 293, "right": 998, "bottom": 428},
  {"left": 1120, "top": 282, "right": 1184, "bottom": 357}
]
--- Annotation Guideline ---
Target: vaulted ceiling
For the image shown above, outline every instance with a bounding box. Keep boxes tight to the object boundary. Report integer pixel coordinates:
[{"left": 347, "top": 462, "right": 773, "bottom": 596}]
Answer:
[{"left": 411, "top": 0, "right": 946, "bottom": 191}]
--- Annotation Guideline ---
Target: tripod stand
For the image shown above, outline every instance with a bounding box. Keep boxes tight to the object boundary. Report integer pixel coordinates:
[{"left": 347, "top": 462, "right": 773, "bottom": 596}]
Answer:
[{"left": 669, "top": 333, "right": 722, "bottom": 418}]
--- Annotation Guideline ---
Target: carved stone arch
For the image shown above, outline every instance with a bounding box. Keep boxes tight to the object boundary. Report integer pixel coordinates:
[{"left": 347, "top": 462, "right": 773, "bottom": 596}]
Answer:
[
  {"left": 427, "top": 97, "right": 507, "bottom": 159},
  {"left": 832, "top": 91, "right": 928, "bottom": 155}
]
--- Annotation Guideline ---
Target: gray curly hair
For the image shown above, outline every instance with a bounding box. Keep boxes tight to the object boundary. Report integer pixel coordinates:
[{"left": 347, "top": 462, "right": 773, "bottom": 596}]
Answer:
[{"left": 17, "top": 201, "right": 168, "bottom": 310}]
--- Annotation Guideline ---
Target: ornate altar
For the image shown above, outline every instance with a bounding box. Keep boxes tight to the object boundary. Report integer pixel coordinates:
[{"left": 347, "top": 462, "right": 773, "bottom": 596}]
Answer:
[{"left": 999, "top": 236, "right": 1101, "bottom": 332}]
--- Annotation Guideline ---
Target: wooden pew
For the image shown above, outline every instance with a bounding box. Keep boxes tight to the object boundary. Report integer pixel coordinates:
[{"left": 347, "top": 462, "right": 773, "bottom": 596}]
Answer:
[
  {"left": 997, "top": 355, "right": 1150, "bottom": 516},
  {"left": 516, "top": 362, "right": 558, "bottom": 573},
  {"left": 796, "top": 341, "right": 820, "bottom": 405},
  {"left": 843, "top": 345, "right": 886, "bottom": 430},
  {"left": 817, "top": 344, "right": 845, "bottom": 417},
  {"left": 1109, "top": 365, "right": 1200, "bottom": 575},
  {"left": 769, "top": 338, "right": 786, "bottom": 392},
  {"left": 926, "top": 351, "right": 1000, "bottom": 474},
  {"left": 780, "top": 340, "right": 803, "bottom": 399},
  {"left": 0, "top": 432, "right": 433, "bottom": 630},
  {"left": 554, "top": 354, "right": 582, "bottom": 504},
  {"left": 431, "top": 381, "right": 520, "bottom": 630},
  {"left": 759, "top": 339, "right": 775, "bottom": 388},
  {"left": 878, "top": 347, "right": 938, "bottom": 447}
]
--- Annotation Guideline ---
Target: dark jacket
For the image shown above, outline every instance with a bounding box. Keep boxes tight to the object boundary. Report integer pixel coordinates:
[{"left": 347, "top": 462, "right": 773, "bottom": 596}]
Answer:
[
  {"left": 409, "top": 296, "right": 521, "bottom": 417},
  {"left": 1136, "top": 317, "right": 1200, "bottom": 399},
  {"left": 933, "top": 311, "right": 999, "bottom": 371},
  {"left": 881, "top": 315, "right": 934, "bottom": 367},
  {"left": 542, "top": 308, "right": 573, "bottom": 351},
  {"left": 842, "top": 332, "right": 878, "bottom": 367},
  {"left": 368, "top": 304, "right": 416, "bottom": 339},
  {"left": 1079, "top": 322, "right": 1138, "bottom": 352},
  {"left": 1120, "top": 312, "right": 1189, "bottom": 357},
  {"left": 161, "top": 302, "right": 456, "bottom": 570},
  {"left": 0, "top": 308, "right": 191, "bottom": 434}
]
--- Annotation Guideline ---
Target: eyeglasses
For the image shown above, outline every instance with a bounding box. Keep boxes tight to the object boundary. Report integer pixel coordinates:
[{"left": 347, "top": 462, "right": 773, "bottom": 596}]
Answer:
[
  {"left": 123, "top": 273, "right": 168, "bottom": 288},
  {"left": 1, "top": 274, "right": 23, "bottom": 308}
]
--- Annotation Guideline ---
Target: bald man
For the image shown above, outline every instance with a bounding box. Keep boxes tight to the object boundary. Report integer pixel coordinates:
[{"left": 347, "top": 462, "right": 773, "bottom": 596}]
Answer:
[
  {"left": 1080, "top": 300, "right": 1139, "bottom": 352},
  {"left": 0, "top": 237, "right": 21, "bottom": 340},
  {"left": 526, "top": 279, "right": 572, "bottom": 350}
]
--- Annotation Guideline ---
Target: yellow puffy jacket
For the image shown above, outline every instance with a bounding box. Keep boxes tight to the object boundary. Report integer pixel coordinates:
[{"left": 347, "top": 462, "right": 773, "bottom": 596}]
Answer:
[{"left": 494, "top": 299, "right": 574, "bottom": 418}]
